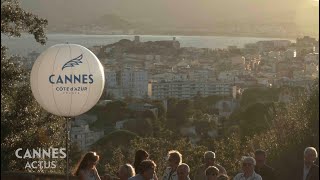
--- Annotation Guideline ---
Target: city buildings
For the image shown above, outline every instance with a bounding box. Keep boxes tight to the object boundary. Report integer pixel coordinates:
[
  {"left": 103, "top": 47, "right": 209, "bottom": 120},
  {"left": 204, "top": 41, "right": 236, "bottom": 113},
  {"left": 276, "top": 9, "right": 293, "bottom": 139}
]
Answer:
[
  {"left": 70, "top": 119, "right": 104, "bottom": 150},
  {"left": 105, "top": 68, "right": 149, "bottom": 99},
  {"left": 151, "top": 81, "right": 233, "bottom": 100}
]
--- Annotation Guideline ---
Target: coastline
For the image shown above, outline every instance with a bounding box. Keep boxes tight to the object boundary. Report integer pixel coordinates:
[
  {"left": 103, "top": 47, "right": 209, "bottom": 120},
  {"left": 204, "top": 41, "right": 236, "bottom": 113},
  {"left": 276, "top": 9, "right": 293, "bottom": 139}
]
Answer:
[{"left": 45, "top": 31, "right": 299, "bottom": 40}]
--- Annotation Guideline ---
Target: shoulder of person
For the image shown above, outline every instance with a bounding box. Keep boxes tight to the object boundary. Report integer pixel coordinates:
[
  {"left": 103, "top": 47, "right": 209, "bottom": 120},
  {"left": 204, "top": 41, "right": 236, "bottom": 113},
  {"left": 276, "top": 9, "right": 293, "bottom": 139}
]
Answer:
[
  {"left": 215, "top": 164, "right": 227, "bottom": 172},
  {"left": 164, "top": 167, "right": 173, "bottom": 172},
  {"left": 233, "top": 173, "right": 243, "bottom": 179},
  {"left": 254, "top": 172, "right": 263, "bottom": 180},
  {"left": 78, "top": 169, "right": 86, "bottom": 175},
  {"left": 128, "top": 175, "right": 138, "bottom": 180},
  {"left": 162, "top": 168, "right": 171, "bottom": 177},
  {"left": 264, "top": 164, "right": 275, "bottom": 171},
  {"left": 310, "top": 164, "right": 320, "bottom": 174},
  {"left": 215, "top": 163, "right": 225, "bottom": 169}
]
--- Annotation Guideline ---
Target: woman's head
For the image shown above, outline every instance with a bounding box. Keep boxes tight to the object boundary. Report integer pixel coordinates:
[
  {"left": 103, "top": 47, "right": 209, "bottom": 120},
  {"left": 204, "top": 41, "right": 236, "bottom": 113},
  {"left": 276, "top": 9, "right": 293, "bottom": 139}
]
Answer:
[
  {"left": 74, "top": 152, "right": 99, "bottom": 176},
  {"left": 140, "top": 160, "right": 156, "bottom": 180},
  {"left": 167, "top": 150, "right": 182, "bottom": 168},
  {"left": 118, "top": 164, "right": 135, "bottom": 180},
  {"left": 134, "top": 149, "right": 149, "bottom": 173}
]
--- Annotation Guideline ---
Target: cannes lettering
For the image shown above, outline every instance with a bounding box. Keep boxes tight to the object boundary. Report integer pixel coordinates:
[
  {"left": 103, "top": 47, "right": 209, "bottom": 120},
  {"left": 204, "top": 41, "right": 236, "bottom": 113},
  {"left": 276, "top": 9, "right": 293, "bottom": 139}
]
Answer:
[
  {"left": 49, "top": 54, "right": 94, "bottom": 93},
  {"left": 15, "top": 148, "right": 66, "bottom": 169}
]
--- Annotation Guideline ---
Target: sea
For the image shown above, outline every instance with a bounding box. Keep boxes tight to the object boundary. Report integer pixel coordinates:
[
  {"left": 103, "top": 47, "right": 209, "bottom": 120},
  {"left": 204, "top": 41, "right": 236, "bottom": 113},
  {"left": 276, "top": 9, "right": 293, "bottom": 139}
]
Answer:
[{"left": 1, "top": 34, "right": 294, "bottom": 57}]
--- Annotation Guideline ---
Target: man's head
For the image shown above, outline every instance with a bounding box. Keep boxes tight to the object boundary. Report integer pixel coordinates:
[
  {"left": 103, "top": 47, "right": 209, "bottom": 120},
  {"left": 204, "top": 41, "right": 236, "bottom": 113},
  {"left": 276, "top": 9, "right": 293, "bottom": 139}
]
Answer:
[
  {"left": 205, "top": 166, "right": 219, "bottom": 180},
  {"left": 254, "top": 149, "right": 267, "bottom": 168},
  {"left": 241, "top": 156, "right": 256, "bottom": 176},
  {"left": 204, "top": 151, "right": 216, "bottom": 166},
  {"left": 118, "top": 164, "right": 135, "bottom": 180},
  {"left": 167, "top": 150, "right": 182, "bottom": 168},
  {"left": 140, "top": 160, "right": 156, "bottom": 180},
  {"left": 177, "top": 163, "right": 190, "bottom": 180},
  {"left": 304, "top": 147, "right": 318, "bottom": 168}
]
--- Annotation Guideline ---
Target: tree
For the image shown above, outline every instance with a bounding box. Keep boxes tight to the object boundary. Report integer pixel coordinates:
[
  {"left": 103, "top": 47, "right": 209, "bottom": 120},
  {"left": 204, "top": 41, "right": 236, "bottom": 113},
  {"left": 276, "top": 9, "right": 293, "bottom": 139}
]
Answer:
[
  {"left": 142, "top": 109, "right": 157, "bottom": 121},
  {"left": 166, "top": 97, "right": 179, "bottom": 119},
  {"left": 123, "top": 118, "right": 154, "bottom": 137},
  {"left": 90, "top": 130, "right": 138, "bottom": 174},
  {"left": 194, "top": 114, "right": 218, "bottom": 138},
  {"left": 238, "top": 102, "right": 275, "bottom": 138},
  {"left": 174, "top": 99, "right": 194, "bottom": 126},
  {"left": 1, "top": 0, "right": 47, "bottom": 45},
  {"left": 192, "top": 94, "right": 208, "bottom": 113},
  {"left": 151, "top": 100, "right": 166, "bottom": 118},
  {"left": 244, "top": 81, "right": 319, "bottom": 180},
  {"left": 1, "top": 0, "right": 66, "bottom": 173},
  {"left": 99, "top": 100, "right": 128, "bottom": 123},
  {"left": 240, "top": 87, "right": 280, "bottom": 108}
]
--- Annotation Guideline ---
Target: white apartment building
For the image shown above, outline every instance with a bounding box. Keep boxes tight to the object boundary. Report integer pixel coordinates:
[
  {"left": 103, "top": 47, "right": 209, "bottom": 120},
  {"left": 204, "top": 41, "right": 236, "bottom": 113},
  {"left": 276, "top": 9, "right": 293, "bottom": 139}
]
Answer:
[
  {"left": 187, "top": 70, "right": 210, "bottom": 81},
  {"left": 105, "top": 70, "right": 117, "bottom": 87},
  {"left": 218, "top": 71, "right": 239, "bottom": 81},
  {"left": 152, "top": 72, "right": 188, "bottom": 82},
  {"left": 151, "top": 81, "right": 232, "bottom": 100},
  {"left": 105, "top": 68, "right": 148, "bottom": 99}
]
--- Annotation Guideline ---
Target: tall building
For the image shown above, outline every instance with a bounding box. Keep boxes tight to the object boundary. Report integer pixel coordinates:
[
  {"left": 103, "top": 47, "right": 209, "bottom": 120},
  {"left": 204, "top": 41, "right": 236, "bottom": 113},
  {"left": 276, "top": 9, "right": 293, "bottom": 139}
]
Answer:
[{"left": 105, "top": 68, "right": 149, "bottom": 99}]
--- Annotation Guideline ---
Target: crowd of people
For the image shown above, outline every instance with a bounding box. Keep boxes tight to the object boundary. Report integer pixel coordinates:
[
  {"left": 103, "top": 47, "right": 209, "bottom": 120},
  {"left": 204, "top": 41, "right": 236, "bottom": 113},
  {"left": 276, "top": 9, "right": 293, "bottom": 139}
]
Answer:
[{"left": 73, "top": 147, "right": 319, "bottom": 180}]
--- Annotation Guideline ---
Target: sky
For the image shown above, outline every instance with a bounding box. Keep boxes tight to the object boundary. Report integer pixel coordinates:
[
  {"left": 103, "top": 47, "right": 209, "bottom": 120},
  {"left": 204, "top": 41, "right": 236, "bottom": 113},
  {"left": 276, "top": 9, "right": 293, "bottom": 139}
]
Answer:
[{"left": 21, "top": 0, "right": 319, "bottom": 34}]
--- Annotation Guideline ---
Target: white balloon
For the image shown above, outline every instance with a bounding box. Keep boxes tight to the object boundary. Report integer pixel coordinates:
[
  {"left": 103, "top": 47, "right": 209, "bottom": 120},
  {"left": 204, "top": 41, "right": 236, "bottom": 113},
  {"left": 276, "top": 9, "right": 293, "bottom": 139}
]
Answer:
[{"left": 30, "top": 44, "right": 105, "bottom": 117}]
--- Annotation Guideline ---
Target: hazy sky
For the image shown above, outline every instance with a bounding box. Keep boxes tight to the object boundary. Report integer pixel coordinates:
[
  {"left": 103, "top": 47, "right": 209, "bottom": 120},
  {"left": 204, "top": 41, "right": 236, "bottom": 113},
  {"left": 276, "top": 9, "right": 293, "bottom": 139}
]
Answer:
[{"left": 21, "top": 0, "right": 318, "bottom": 30}]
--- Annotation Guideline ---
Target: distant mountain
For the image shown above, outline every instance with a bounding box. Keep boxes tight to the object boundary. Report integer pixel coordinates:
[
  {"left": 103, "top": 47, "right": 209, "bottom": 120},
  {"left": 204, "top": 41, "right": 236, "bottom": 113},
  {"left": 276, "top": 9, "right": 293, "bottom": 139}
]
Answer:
[
  {"left": 46, "top": 14, "right": 147, "bottom": 34},
  {"left": 21, "top": 0, "right": 318, "bottom": 37},
  {"left": 90, "top": 14, "right": 136, "bottom": 29}
]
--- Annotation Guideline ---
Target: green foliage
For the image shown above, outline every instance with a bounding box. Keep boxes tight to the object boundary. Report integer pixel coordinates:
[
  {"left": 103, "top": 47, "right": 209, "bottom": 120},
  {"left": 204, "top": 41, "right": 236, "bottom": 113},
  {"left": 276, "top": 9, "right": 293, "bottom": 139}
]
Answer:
[
  {"left": 193, "top": 113, "right": 218, "bottom": 138},
  {"left": 243, "top": 82, "right": 319, "bottom": 179},
  {"left": 212, "top": 133, "right": 249, "bottom": 176},
  {"left": 91, "top": 130, "right": 138, "bottom": 175},
  {"left": 1, "top": 0, "right": 66, "bottom": 173},
  {"left": 94, "top": 130, "right": 138, "bottom": 148},
  {"left": 1, "top": 53, "right": 66, "bottom": 172},
  {"left": 141, "top": 109, "right": 157, "bottom": 120},
  {"left": 166, "top": 97, "right": 179, "bottom": 119},
  {"left": 167, "top": 99, "right": 194, "bottom": 128},
  {"left": 240, "top": 87, "right": 280, "bottom": 108},
  {"left": 123, "top": 119, "right": 154, "bottom": 137},
  {"left": 90, "top": 100, "right": 130, "bottom": 129},
  {"left": 192, "top": 95, "right": 224, "bottom": 114},
  {"left": 151, "top": 100, "right": 166, "bottom": 118},
  {"left": 237, "top": 102, "right": 275, "bottom": 138},
  {"left": 102, "top": 147, "right": 128, "bottom": 176},
  {"left": 1, "top": 0, "right": 48, "bottom": 44}
]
